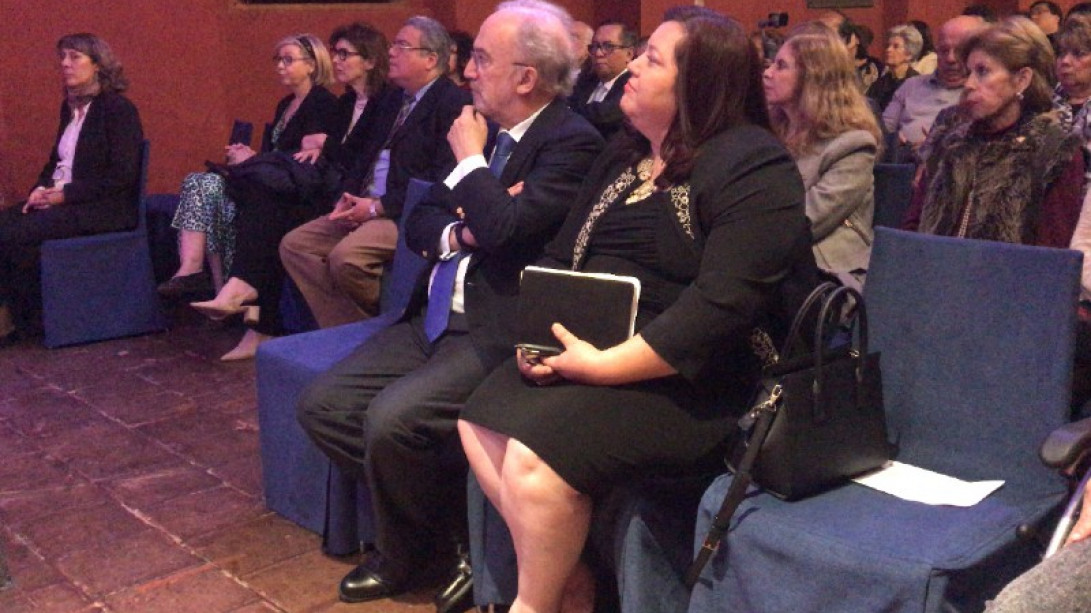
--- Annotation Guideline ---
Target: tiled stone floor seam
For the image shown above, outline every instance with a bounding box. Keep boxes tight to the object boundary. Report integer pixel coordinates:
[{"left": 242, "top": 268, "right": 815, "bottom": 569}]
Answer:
[
  {"left": 2, "top": 523, "right": 110, "bottom": 611},
  {"left": 111, "top": 499, "right": 299, "bottom": 611}
]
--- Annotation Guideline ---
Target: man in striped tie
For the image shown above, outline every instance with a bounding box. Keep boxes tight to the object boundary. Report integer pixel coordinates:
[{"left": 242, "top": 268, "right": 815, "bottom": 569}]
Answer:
[{"left": 296, "top": 0, "right": 604, "bottom": 607}]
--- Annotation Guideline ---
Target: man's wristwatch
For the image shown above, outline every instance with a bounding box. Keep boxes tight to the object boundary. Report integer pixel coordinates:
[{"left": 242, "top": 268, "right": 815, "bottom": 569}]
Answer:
[{"left": 368, "top": 200, "right": 379, "bottom": 219}]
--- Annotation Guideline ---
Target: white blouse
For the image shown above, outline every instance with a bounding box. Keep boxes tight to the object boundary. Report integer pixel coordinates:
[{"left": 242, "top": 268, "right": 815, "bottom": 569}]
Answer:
[{"left": 51, "top": 101, "right": 91, "bottom": 188}]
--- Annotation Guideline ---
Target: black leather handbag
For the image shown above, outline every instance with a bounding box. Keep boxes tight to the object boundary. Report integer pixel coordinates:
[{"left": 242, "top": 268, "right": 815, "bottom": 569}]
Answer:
[{"left": 685, "top": 282, "right": 893, "bottom": 588}]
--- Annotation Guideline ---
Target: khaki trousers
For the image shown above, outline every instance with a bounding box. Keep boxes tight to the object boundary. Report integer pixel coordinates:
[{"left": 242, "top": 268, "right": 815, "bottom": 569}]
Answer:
[{"left": 279, "top": 215, "right": 397, "bottom": 328}]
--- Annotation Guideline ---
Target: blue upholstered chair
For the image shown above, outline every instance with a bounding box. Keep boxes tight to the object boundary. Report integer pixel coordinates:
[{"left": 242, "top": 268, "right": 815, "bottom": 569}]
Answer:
[
  {"left": 40, "top": 140, "right": 166, "bottom": 348},
  {"left": 688, "top": 228, "right": 1082, "bottom": 612},
  {"left": 256, "top": 178, "right": 431, "bottom": 554},
  {"left": 872, "top": 163, "right": 915, "bottom": 229}
]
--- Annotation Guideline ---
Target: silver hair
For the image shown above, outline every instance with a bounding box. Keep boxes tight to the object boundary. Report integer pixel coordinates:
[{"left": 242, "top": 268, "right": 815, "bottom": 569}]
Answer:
[
  {"left": 496, "top": 0, "right": 577, "bottom": 97},
  {"left": 889, "top": 24, "right": 924, "bottom": 61},
  {"left": 406, "top": 15, "right": 453, "bottom": 73}
]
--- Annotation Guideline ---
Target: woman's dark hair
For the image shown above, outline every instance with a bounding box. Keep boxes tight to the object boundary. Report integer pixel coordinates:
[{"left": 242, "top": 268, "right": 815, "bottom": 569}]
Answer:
[
  {"left": 56, "top": 33, "right": 128, "bottom": 93},
  {"left": 1031, "top": 1, "right": 1063, "bottom": 18},
  {"left": 648, "top": 7, "right": 769, "bottom": 188},
  {"left": 329, "top": 22, "right": 390, "bottom": 95},
  {"left": 910, "top": 19, "right": 935, "bottom": 55},
  {"left": 963, "top": 4, "right": 998, "bottom": 22},
  {"left": 449, "top": 30, "right": 474, "bottom": 82},
  {"left": 1069, "top": 2, "right": 1091, "bottom": 18},
  {"left": 1057, "top": 13, "right": 1091, "bottom": 57}
]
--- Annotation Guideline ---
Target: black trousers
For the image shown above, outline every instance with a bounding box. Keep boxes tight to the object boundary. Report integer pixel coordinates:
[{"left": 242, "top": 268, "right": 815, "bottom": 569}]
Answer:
[
  {"left": 0, "top": 204, "right": 124, "bottom": 333},
  {"left": 296, "top": 313, "right": 490, "bottom": 583},
  {"left": 228, "top": 182, "right": 315, "bottom": 336}
]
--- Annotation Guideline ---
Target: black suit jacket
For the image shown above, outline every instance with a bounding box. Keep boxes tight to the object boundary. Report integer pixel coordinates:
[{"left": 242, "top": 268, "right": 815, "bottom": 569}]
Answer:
[
  {"left": 567, "top": 70, "right": 631, "bottom": 140},
  {"left": 34, "top": 91, "right": 144, "bottom": 233},
  {"left": 405, "top": 98, "right": 605, "bottom": 367},
  {"left": 379, "top": 76, "right": 471, "bottom": 220},
  {"left": 322, "top": 85, "right": 403, "bottom": 200}
]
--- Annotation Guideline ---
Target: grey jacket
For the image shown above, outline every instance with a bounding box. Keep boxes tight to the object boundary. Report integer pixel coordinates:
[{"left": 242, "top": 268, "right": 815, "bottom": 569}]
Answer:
[{"left": 794, "top": 129, "right": 877, "bottom": 274}]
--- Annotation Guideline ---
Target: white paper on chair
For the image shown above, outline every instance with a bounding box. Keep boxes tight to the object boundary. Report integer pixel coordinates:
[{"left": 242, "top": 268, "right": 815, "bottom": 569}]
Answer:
[{"left": 852, "top": 461, "right": 1005, "bottom": 507}]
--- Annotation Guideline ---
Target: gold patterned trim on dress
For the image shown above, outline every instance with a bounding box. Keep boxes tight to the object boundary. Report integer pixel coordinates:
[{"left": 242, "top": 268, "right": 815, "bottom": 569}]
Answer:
[
  {"left": 670, "top": 184, "right": 693, "bottom": 239},
  {"left": 572, "top": 163, "right": 695, "bottom": 268},
  {"left": 625, "top": 158, "right": 655, "bottom": 205},
  {"left": 749, "top": 327, "right": 779, "bottom": 368},
  {"left": 572, "top": 164, "right": 640, "bottom": 268}
]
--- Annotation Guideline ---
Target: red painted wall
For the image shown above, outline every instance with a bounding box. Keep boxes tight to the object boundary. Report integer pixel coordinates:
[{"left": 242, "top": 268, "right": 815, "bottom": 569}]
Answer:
[{"left": 0, "top": 0, "right": 1066, "bottom": 206}]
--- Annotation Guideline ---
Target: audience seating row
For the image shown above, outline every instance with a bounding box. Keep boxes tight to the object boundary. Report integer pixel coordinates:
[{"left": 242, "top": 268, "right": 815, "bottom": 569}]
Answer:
[{"left": 249, "top": 168, "right": 1079, "bottom": 609}]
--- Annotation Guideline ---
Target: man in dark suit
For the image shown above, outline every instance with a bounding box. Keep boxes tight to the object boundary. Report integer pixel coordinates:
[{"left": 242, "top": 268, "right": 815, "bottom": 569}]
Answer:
[
  {"left": 295, "top": 0, "right": 604, "bottom": 605},
  {"left": 567, "top": 20, "right": 636, "bottom": 139},
  {"left": 279, "top": 16, "right": 471, "bottom": 328}
]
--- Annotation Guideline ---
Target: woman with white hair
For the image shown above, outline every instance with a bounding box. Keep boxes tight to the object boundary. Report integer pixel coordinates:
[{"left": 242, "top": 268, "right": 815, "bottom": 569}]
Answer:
[{"left": 867, "top": 24, "right": 924, "bottom": 112}]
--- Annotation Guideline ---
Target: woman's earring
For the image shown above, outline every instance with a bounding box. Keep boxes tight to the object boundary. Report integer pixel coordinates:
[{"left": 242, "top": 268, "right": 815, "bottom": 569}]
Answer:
[{"left": 1016, "top": 90, "right": 1025, "bottom": 101}]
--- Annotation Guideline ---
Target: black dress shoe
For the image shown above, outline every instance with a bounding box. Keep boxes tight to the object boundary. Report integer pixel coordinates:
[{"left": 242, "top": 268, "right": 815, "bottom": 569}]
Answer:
[
  {"left": 157, "top": 271, "right": 213, "bottom": 299},
  {"left": 435, "top": 554, "right": 474, "bottom": 613},
  {"left": 339, "top": 559, "right": 406, "bottom": 603}
]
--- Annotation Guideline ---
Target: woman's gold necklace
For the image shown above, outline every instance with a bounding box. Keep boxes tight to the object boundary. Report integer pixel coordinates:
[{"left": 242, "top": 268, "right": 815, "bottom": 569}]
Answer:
[{"left": 625, "top": 158, "right": 656, "bottom": 205}]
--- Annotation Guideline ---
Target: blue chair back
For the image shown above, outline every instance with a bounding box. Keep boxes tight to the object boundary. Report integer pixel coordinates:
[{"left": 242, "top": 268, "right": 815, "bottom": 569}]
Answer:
[
  {"left": 872, "top": 163, "right": 915, "bottom": 228},
  {"left": 378, "top": 177, "right": 431, "bottom": 315},
  {"left": 864, "top": 228, "right": 1080, "bottom": 495}
]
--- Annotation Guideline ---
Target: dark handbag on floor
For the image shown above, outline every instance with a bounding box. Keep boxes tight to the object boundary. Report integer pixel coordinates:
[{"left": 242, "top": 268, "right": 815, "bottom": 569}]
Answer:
[{"left": 684, "top": 282, "right": 893, "bottom": 588}]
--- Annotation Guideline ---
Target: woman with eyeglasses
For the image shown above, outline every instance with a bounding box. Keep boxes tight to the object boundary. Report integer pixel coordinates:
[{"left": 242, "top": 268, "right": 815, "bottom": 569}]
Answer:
[
  {"left": 0, "top": 33, "right": 143, "bottom": 343},
  {"left": 158, "top": 34, "right": 335, "bottom": 304}
]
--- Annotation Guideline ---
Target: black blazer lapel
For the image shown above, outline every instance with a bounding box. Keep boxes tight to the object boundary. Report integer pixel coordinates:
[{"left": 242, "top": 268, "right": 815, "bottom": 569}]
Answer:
[{"left": 496, "top": 99, "right": 567, "bottom": 185}]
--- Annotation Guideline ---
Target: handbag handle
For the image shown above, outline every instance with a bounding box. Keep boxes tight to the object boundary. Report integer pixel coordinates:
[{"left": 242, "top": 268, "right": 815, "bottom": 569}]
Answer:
[
  {"left": 781, "top": 281, "right": 841, "bottom": 361},
  {"left": 812, "top": 285, "right": 868, "bottom": 422}
]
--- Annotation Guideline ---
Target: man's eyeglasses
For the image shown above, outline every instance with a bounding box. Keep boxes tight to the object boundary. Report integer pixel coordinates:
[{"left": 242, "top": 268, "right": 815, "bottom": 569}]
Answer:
[
  {"left": 469, "top": 48, "right": 530, "bottom": 70},
  {"left": 390, "top": 41, "right": 431, "bottom": 54},
  {"left": 273, "top": 55, "right": 310, "bottom": 67},
  {"left": 588, "top": 42, "right": 630, "bottom": 55},
  {"left": 332, "top": 48, "right": 363, "bottom": 62}
]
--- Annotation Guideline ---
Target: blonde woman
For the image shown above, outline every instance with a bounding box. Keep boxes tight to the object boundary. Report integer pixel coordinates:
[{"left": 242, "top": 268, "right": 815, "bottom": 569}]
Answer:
[
  {"left": 764, "top": 23, "right": 881, "bottom": 284},
  {"left": 160, "top": 33, "right": 336, "bottom": 301}
]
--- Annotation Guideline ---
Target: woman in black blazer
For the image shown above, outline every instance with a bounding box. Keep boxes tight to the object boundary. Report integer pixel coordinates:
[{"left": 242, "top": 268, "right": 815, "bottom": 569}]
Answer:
[
  {"left": 0, "top": 33, "right": 143, "bottom": 342},
  {"left": 159, "top": 32, "right": 337, "bottom": 306}
]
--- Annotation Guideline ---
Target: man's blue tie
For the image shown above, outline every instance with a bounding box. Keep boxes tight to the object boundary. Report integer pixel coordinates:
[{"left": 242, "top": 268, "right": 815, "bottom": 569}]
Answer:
[{"left": 424, "top": 132, "right": 517, "bottom": 342}]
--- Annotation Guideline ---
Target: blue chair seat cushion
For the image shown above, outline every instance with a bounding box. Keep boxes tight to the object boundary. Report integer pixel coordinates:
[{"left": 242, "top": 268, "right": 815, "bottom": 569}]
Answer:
[{"left": 692, "top": 474, "right": 1065, "bottom": 611}]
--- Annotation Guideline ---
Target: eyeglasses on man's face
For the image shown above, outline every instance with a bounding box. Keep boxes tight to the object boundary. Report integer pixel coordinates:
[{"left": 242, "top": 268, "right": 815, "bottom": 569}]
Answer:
[
  {"left": 332, "top": 48, "right": 363, "bottom": 62},
  {"left": 588, "top": 42, "right": 630, "bottom": 55},
  {"left": 390, "top": 40, "right": 431, "bottom": 54},
  {"left": 469, "top": 48, "right": 530, "bottom": 71},
  {"left": 273, "top": 55, "right": 310, "bottom": 67}
]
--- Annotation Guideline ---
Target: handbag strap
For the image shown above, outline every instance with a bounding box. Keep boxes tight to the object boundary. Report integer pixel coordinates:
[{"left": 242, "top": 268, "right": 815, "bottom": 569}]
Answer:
[{"left": 684, "top": 384, "right": 782, "bottom": 589}]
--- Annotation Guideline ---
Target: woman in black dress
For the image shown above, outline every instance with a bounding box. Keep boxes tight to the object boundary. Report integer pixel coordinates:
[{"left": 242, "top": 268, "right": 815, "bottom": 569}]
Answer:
[{"left": 457, "top": 8, "right": 818, "bottom": 612}]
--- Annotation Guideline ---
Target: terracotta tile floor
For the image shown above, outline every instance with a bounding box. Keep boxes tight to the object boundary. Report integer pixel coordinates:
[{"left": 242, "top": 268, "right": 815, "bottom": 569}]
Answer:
[{"left": 0, "top": 317, "right": 438, "bottom": 612}]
